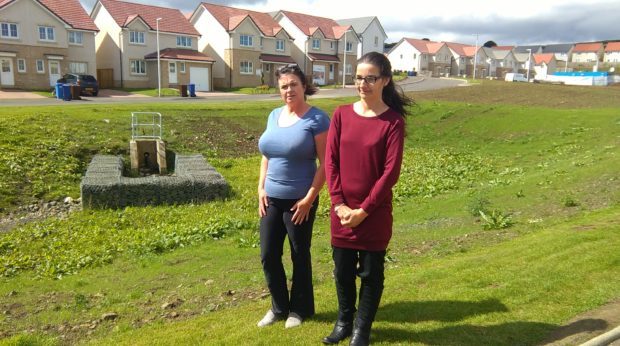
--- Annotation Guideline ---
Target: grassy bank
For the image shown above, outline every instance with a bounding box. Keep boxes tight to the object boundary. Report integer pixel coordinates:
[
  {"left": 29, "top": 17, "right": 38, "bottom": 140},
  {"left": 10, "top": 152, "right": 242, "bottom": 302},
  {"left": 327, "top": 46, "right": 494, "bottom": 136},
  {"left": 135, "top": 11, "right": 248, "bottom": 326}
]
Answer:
[{"left": 0, "top": 82, "right": 618, "bottom": 345}]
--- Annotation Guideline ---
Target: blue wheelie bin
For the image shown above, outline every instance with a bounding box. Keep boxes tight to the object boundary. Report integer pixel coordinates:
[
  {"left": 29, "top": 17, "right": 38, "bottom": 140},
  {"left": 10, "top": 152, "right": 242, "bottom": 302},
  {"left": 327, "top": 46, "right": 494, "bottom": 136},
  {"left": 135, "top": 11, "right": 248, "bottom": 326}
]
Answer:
[
  {"left": 62, "top": 84, "right": 72, "bottom": 101},
  {"left": 189, "top": 83, "right": 196, "bottom": 97},
  {"left": 55, "top": 82, "right": 64, "bottom": 99}
]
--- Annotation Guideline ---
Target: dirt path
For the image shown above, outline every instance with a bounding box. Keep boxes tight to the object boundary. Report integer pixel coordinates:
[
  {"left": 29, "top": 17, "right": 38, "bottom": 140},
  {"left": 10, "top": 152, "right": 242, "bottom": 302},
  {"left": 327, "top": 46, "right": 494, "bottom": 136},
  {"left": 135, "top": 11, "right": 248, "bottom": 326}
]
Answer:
[{"left": 542, "top": 299, "right": 620, "bottom": 345}]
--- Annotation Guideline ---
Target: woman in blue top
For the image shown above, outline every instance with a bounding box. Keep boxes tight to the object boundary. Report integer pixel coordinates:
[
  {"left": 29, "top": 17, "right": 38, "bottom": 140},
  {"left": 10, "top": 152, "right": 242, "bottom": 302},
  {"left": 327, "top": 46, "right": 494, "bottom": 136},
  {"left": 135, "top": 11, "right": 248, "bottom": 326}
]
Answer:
[{"left": 257, "top": 64, "right": 330, "bottom": 328}]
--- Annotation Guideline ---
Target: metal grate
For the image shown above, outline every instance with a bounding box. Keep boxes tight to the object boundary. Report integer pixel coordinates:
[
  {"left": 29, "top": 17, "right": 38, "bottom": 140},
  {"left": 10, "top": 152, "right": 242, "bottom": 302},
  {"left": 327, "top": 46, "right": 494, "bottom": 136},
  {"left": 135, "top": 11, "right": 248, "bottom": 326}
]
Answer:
[{"left": 131, "top": 112, "right": 162, "bottom": 139}]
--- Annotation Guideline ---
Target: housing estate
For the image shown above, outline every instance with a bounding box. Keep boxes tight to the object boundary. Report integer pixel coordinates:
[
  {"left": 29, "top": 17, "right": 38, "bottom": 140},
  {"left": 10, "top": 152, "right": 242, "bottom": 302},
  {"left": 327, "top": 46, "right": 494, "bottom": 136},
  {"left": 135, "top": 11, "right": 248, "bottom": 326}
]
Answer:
[
  {"left": 272, "top": 10, "right": 359, "bottom": 86},
  {"left": 91, "top": 0, "right": 214, "bottom": 90},
  {"left": 189, "top": 2, "right": 295, "bottom": 89},
  {"left": 0, "top": 0, "right": 98, "bottom": 89}
]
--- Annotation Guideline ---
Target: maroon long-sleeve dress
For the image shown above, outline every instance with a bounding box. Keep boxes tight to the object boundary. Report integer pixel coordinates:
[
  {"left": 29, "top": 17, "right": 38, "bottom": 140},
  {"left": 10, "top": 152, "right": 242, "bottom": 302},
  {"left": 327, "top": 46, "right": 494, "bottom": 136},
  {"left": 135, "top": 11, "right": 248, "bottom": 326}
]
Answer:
[{"left": 325, "top": 104, "right": 405, "bottom": 251}]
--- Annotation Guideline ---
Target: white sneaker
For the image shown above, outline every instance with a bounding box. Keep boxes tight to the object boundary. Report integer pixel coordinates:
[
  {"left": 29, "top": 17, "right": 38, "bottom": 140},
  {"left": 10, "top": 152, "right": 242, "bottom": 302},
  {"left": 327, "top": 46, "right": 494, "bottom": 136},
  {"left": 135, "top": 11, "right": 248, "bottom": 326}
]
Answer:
[
  {"left": 257, "top": 310, "right": 279, "bottom": 327},
  {"left": 285, "top": 312, "right": 302, "bottom": 328}
]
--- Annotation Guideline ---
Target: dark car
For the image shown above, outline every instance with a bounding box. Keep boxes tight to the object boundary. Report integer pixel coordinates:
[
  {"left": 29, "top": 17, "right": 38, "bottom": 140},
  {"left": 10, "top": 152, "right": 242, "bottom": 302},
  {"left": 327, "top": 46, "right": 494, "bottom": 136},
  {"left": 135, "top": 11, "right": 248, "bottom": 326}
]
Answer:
[{"left": 57, "top": 73, "right": 99, "bottom": 96}]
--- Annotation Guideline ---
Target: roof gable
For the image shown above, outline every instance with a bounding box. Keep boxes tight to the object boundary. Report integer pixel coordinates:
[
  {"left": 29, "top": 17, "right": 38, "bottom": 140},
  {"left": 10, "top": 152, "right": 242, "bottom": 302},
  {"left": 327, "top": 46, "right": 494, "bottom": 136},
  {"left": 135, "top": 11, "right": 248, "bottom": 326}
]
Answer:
[
  {"left": 279, "top": 10, "right": 345, "bottom": 39},
  {"left": 573, "top": 42, "right": 603, "bottom": 52},
  {"left": 98, "top": 0, "right": 199, "bottom": 36},
  {"left": 201, "top": 2, "right": 284, "bottom": 37},
  {"left": 605, "top": 42, "right": 620, "bottom": 52},
  {"left": 1, "top": 0, "right": 98, "bottom": 31},
  {"left": 533, "top": 53, "right": 555, "bottom": 65}
]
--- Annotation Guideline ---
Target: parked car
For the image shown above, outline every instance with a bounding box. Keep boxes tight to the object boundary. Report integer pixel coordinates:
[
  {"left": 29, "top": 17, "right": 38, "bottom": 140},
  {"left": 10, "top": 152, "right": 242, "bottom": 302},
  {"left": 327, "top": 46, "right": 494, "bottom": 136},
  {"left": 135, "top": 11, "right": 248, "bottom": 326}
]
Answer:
[
  {"left": 57, "top": 73, "right": 99, "bottom": 96},
  {"left": 504, "top": 73, "right": 528, "bottom": 83}
]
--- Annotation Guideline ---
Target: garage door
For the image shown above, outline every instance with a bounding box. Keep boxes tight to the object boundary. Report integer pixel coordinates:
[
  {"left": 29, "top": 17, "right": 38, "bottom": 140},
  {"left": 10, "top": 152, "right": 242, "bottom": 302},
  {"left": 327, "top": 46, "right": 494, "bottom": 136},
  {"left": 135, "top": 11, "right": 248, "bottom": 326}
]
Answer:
[{"left": 190, "top": 67, "right": 210, "bottom": 91}]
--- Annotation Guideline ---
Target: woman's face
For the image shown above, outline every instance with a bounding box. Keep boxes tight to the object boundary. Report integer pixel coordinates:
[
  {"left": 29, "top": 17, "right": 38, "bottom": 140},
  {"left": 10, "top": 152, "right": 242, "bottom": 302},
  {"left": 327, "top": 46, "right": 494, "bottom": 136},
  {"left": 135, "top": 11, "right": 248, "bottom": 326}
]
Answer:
[
  {"left": 278, "top": 73, "right": 305, "bottom": 105},
  {"left": 355, "top": 62, "right": 389, "bottom": 100}
]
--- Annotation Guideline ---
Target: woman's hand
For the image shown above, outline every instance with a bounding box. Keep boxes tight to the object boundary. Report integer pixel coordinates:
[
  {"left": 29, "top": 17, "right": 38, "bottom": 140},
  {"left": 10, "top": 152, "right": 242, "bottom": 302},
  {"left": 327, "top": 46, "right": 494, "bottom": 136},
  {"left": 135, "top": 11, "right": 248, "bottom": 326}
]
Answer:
[
  {"left": 340, "top": 208, "right": 368, "bottom": 228},
  {"left": 291, "top": 197, "right": 313, "bottom": 225},
  {"left": 258, "top": 188, "right": 268, "bottom": 217}
]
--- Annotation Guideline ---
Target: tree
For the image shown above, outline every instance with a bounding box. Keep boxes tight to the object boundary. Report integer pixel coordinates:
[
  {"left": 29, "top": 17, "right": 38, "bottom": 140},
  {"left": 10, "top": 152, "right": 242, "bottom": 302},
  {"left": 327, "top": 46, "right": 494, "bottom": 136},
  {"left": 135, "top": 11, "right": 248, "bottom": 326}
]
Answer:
[{"left": 483, "top": 40, "right": 497, "bottom": 48}]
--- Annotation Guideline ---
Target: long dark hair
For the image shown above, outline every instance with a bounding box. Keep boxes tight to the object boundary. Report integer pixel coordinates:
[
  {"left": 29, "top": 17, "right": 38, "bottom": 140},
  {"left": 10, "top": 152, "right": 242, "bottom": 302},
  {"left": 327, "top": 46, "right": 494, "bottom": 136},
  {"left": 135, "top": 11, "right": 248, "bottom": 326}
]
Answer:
[
  {"left": 275, "top": 64, "right": 318, "bottom": 98},
  {"left": 358, "top": 52, "right": 412, "bottom": 117}
]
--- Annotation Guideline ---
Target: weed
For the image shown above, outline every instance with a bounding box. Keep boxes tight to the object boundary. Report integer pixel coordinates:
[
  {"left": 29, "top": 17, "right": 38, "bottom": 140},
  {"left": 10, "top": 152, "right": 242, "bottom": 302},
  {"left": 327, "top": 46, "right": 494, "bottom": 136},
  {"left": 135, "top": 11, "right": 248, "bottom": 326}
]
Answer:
[
  {"left": 468, "top": 194, "right": 492, "bottom": 216},
  {"left": 562, "top": 195, "right": 580, "bottom": 207},
  {"left": 479, "top": 210, "right": 514, "bottom": 230}
]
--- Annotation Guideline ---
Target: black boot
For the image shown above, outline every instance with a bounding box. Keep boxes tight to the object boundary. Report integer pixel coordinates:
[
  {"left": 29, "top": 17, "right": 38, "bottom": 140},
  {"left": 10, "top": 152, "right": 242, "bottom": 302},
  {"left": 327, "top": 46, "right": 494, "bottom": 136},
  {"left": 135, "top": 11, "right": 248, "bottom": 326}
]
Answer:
[
  {"left": 349, "top": 327, "right": 370, "bottom": 346},
  {"left": 322, "top": 320, "right": 353, "bottom": 344}
]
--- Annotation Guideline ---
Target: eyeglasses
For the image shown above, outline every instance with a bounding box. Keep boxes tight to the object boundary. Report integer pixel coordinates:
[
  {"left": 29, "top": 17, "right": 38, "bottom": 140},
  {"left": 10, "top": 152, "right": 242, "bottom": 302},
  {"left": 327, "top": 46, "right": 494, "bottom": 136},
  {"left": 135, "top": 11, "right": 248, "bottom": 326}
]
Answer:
[{"left": 354, "top": 75, "right": 381, "bottom": 85}]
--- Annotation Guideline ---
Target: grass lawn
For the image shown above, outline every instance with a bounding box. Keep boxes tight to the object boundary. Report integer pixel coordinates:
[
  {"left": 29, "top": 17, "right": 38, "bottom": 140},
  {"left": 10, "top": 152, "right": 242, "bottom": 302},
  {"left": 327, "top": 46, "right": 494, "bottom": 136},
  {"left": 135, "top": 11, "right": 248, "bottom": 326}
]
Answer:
[{"left": 0, "top": 81, "right": 618, "bottom": 345}]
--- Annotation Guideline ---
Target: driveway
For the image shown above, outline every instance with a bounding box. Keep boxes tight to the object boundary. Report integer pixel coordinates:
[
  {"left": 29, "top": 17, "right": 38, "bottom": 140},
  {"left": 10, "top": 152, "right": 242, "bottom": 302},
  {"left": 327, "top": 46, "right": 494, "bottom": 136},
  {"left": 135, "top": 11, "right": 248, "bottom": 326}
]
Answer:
[{"left": 0, "top": 89, "right": 48, "bottom": 100}]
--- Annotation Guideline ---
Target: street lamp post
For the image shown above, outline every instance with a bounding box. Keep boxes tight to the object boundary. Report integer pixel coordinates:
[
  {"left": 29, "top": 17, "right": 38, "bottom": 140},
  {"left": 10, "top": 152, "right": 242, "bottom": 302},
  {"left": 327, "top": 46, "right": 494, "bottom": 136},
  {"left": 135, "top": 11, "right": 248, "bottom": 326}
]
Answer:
[
  {"left": 526, "top": 48, "right": 532, "bottom": 81},
  {"left": 472, "top": 34, "right": 478, "bottom": 80},
  {"left": 342, "top": 30, "right": 350, "bottom": 88},
  {"left": 156, "top": 17, "right": 162, "bottom": 97}
]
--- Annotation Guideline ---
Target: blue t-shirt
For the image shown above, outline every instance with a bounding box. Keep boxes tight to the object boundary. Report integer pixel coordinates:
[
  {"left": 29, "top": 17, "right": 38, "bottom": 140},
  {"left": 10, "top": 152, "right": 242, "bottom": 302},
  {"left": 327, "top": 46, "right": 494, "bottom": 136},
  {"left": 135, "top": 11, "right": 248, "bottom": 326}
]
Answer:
[{"left": 258, "top": 106, "right": 330, "bottom": 199}]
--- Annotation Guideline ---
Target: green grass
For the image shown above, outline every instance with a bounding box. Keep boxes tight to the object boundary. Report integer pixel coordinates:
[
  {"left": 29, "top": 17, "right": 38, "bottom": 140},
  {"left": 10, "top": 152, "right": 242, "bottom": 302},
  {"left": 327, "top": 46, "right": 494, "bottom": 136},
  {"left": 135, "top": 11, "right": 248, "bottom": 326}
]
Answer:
[
  {"left": 214, "top": 86, "right": 277, "bottom": 94},
  {"left": 0, "top": 84, "right": 619, "bottom": 344},
  {"left": 115, "top": 88, "right": 180, "bottom": 97}
]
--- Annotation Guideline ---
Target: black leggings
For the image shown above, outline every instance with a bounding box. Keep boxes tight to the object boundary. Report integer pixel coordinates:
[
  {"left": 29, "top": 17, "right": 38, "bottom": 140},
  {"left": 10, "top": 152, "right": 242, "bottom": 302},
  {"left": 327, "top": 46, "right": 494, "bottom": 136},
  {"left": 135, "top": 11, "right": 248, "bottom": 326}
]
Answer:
[
  {"left": 260, "top": 197, "right": 318, "bottom": 318},
  {"left": 332, "top": 246, "right": 386, "bottom": 329}
]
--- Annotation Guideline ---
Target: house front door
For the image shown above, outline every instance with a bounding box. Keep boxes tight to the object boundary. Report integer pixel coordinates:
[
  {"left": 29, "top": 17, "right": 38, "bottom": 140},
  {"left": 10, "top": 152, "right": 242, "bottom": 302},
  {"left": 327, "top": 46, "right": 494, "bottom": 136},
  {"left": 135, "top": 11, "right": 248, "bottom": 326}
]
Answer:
[
  {"left": 48, "top": 61, "right": 61, "bottom": 86},
  {"left": 169, "top": 62, "right": 177, "bottom": 84},
  {"left": 329, "top": 64, "right": 334, "bottom": 80},
  {"left": 0, "top": 58, "right": 14, "bottom": 86}
]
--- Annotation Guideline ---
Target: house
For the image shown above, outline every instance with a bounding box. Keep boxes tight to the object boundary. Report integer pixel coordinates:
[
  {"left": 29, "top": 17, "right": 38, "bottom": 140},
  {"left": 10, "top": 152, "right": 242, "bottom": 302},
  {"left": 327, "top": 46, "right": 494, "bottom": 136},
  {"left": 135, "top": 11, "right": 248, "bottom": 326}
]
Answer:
[
  {"left": 470, "top": 46, "right": 493, "bottom": 78},
  {"left": 532, "top": 53, "right": 557, "bottom": 79},
  {"left": 541, "top": 43, "right": 573, "bottom": 65},
  {"left": 387, "top": 38, "right": 432, "bottom": 74},
  {"left": 571, "top": 42, "right": 603, "bottom": 64},
  {"left": 273, "top": 10, "right": 358, "bottom": 86},
  {"left": 190, "top": 2, "right": 295, "bottom": 89},
  {"left": 426, "top": 41, "right": 452, "bottom": 77},
  {"left": 488, "top": 49, "right": 519, "bottom": 79},
  {"left": 514, "top": 52, "right": 533, "bottom": 75},
  {"left": 0, "top": 0, "right": 98, "bottom": 90},
  {"left": 336, "top": 16, "right": 386, "bottom": 59},
  {"left": 603, "top": 41, "right": 620, "bottom": 64},
  {"left": 91, "top": 0, "right": 214, "bottom": 91},
  {"left": 445, "top": 42, "right": 472, "bottom": 76}
]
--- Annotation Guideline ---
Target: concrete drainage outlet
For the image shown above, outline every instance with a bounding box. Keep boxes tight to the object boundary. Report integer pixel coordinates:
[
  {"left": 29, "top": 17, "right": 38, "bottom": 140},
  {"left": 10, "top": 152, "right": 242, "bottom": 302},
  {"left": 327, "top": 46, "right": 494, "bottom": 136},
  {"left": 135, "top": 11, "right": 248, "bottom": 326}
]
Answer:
[{"left": 80, "top": 154, "right": 229, "bottom": 209}]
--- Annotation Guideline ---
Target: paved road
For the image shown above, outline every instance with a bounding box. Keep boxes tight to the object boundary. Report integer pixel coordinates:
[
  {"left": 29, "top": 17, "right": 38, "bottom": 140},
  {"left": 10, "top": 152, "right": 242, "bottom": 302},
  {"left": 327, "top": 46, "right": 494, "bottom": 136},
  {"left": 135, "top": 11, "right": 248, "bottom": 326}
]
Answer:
[{"left": 0, "top": 77, "right": 466, "bottom": 107}]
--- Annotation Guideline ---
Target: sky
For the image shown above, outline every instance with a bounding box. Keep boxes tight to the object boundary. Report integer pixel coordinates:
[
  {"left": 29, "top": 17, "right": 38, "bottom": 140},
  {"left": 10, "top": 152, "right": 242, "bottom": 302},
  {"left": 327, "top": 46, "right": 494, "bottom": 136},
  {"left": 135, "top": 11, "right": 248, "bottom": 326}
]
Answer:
[{"left": 80, "top": 0, "right": 620, "bottom": 46}]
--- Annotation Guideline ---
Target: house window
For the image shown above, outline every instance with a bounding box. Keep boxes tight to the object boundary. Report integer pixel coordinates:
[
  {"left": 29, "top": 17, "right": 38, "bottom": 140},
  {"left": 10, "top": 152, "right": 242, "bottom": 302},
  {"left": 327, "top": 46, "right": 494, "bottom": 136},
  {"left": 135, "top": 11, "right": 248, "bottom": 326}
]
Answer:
[
  {"left": 346, "top": 42, "right": 353, "bottom": 52},
  {"left": 1, "top": 22, "right": 18, "bottom": 38},
  {"left": 240, "top": 35, "right": 253, "bottom": 47},
  {"left": 330, "top": 42, "right": 334, "bottom": 49},
  {"left": 400, "top": 54, "right": 403, "bottom": 59},
  {"left": 345, "top": 63, "right": 352, "bottom": 75},
  {"left": 276, "top": 39, "right": 284, "bottom": 51},
  {"left": 176, "top": 36, "right": 192, "bottom": 47},
  {"left": 374, "top": 36, "right": 378, "bottom": 47},
  {"left": 413, "top": 53, "right": 416, "bottom": 59},
  {"left": 260, "top": 37, "right": 263, "bottom": 47},
  {"left": 68, "top": 31, "right": 83, "bottom": 45},
  {"left": 179, "top": 62, "right": 186, "bottom": 73},
  {"left": 240, "top": 60, "right": 253, "bottom": 74},
  {"left": 130, "top": 59, "right": 146, "bottom": 75},
  {"left": 129, "top": 31, "right": 145, "bottom": 44},
  {"left": 312, "top": 38, "right": 320, "bottom": 50},
  {"left": 38, "top": 26, "right": 55, "bottom": 41},
  {"left": 36, "top": 59, "right": 44, "bottom": 73},
  {"left": 69, "top": 62, "right": 88, "bottom": 74},
  {"left": 329, "top": 64, "right": 333, "bottom": 72},
  {"left": 17, "top": 58, "right": 26, "bottom": 72}
]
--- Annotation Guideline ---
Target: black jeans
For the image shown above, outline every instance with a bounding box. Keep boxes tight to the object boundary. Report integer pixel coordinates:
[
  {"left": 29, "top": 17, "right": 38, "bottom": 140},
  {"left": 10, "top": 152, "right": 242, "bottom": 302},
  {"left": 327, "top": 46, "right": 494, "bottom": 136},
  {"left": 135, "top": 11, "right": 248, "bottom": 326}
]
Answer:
[
  {"left": 332, "top": 246, "right": 385, "bottom": 330},
  {"left": 260, "top": 197, "right": 317, "bottom": 318}
]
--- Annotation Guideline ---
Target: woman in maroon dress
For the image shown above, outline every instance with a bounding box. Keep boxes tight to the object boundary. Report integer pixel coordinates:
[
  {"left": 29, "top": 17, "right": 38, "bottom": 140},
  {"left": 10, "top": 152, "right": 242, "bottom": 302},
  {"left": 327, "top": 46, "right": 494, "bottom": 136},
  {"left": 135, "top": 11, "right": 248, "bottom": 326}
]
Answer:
[{"left": 323, "top": 52, "right": 412, "bottom": 346}]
